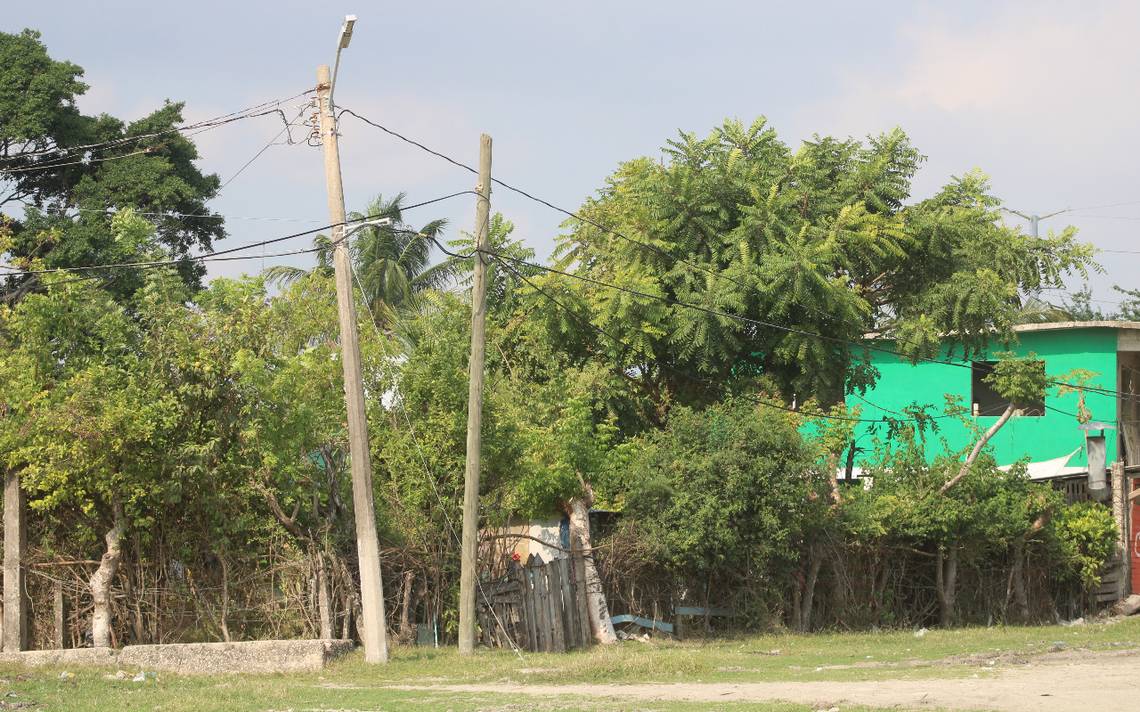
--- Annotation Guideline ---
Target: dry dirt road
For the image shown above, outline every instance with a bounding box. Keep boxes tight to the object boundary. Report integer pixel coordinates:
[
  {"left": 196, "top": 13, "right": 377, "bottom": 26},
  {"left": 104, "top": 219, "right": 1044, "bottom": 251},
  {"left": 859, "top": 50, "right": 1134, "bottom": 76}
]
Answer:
[{"left": 393, "top": 648, "right": 1140, "bottom": 711}]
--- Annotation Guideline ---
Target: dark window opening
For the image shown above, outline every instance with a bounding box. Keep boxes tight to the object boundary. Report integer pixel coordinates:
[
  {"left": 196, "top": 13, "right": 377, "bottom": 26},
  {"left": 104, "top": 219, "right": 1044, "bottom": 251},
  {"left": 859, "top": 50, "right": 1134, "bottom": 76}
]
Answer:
[{"left": 971, "top": 360, "right": 1045, "bottom": 417}]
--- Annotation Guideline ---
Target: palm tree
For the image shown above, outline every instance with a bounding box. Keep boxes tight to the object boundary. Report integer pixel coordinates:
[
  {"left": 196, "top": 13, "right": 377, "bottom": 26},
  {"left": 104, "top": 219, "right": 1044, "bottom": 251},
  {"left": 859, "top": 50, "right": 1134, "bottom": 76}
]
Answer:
[{"left": 265, "top": 193, "right": 455, "bottom": 327}]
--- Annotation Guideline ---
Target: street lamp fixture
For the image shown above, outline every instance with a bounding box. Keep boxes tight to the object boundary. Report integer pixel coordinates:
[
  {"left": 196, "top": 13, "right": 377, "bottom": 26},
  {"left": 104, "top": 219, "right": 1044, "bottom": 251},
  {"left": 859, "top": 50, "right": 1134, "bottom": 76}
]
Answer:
[{"left": 330, "top": 14, "right": 357, "bottom": 104}]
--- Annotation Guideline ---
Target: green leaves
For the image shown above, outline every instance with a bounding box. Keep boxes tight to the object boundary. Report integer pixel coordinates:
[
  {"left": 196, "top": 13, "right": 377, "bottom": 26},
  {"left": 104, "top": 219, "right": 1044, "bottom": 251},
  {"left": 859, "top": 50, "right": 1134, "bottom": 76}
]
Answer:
[
  {"left": 984, "top": 352, "right": 1048, "bottom": 409},
  {"left": 1054, "top": 501, "right": 1117, "bottom": 590},
  {"left": 547, "top": 117, "right": 1095, "bottom": 410},
  {"left": 623, "top": 398, "right": 814, "bottom": 578}
]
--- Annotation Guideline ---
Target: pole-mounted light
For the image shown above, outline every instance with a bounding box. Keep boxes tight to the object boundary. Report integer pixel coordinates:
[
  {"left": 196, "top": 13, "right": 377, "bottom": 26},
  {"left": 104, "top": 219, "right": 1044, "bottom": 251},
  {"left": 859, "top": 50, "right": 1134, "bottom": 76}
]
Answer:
[
  {"left": 338, "top": 15, "right": 357, "bottom": 49},
  {"left": 330, "top": 14, "right": 357, "bottom": 104}
]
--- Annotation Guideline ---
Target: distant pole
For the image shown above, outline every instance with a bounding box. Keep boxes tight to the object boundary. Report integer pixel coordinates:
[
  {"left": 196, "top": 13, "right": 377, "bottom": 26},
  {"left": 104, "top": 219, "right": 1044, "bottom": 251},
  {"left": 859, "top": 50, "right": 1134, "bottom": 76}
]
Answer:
[
  {"left": 1002, "top": 207, "right": 1069, "bottom": 238},
  {"left": 316, "top": 63, "right": 388, "bottom": 664},
  {"left": 458, "top": 134, "right": 493, "bottom": 655}
]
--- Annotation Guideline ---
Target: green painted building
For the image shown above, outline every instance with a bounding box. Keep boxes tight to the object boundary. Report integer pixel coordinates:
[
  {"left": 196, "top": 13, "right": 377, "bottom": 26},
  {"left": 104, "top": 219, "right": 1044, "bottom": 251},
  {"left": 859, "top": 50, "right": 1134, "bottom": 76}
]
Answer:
[{"left": 847, "top": 321, "right": 1140, "bottom": 480}]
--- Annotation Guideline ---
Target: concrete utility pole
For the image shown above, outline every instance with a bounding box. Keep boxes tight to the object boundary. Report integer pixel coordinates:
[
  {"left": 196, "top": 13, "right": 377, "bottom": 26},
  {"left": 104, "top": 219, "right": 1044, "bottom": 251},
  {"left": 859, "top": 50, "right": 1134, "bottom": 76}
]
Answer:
[
  {"left": 458, "top": 134, "right": 493, "bottom": 655},
  {"left": 3, "top": 470, "right": 28, "bottom": 651},
  {"left": 1002, "top": 207, "right": 1069, "bottom": 238},
  {"left": 316, "top": 60, "right": 388, "bottom": 663}
]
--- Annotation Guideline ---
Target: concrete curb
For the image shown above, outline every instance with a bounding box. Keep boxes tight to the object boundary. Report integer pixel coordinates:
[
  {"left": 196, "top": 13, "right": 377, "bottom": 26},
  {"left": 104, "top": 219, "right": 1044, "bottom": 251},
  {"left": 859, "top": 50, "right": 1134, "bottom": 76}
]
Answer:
[{"left": 0, "top": 639, "right": 354, "bottom": 674}]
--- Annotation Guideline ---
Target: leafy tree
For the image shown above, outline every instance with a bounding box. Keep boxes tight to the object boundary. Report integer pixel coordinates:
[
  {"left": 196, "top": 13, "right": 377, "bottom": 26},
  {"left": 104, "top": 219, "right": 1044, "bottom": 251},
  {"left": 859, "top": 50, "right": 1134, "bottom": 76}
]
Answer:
[
  {"left": 553, "top": 119, "right": 1096, "bottom": 413},
  {"left": 266, "top": 193, "right": 452, "bottom": 328},
  {"left": 0, "top": 262, "right": 179, "bottom": 646},
  {"left": 1, "top": 29, "right": 223, "bottom": 301}
]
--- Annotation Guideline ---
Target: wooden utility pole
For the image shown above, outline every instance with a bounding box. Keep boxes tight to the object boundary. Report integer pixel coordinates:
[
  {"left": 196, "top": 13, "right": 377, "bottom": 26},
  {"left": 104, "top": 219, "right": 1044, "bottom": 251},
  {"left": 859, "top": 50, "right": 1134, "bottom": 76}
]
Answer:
[
  {"left": 315, "top": 63, "right": 388, "bottom": 663},
  {"left": 458, "top": 134, "right": 493, "bottom": 654}
]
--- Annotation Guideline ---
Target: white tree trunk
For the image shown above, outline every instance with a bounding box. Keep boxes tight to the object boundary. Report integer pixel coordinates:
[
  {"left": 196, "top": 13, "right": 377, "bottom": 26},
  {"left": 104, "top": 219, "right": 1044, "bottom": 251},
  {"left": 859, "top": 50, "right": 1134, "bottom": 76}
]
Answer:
[
  {"left": 941, "top": 404, "right": 1014, "bottom": 494},
  {"left": 89, "top": 500, "right": 125, "bottom": 648},
  {"left": 316, "top": 551, "right": 332, "bottom": 640},
  {"left": 566, "top": 495, "right": 616, "bottom": 645}
]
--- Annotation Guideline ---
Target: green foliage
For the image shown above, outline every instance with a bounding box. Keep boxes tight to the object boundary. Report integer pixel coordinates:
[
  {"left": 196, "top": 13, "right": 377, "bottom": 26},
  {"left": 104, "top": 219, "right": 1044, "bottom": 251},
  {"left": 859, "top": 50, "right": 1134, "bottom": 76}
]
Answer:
[
  {"left": 984, "top": 352, "right": 1048, "bottom": 410},
  {"left": 1, "top": 29, "right": 222, "bottom": 300},
  {"left": 549, "top": 120, "right": 1095, "bottom": 414},
  {"left": 625, "top": 398, "right": 814, "bottom": 578},
  {"left": 1053, "top": 501, "right": 1117, "bottom": 590}
]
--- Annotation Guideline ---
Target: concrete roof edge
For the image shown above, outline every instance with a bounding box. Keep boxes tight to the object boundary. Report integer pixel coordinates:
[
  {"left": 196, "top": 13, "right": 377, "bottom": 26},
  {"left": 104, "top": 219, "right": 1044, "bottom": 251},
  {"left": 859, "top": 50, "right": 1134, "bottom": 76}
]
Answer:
[{"left": 1011, "top": 320, "right": 1140, "bottom": 333}]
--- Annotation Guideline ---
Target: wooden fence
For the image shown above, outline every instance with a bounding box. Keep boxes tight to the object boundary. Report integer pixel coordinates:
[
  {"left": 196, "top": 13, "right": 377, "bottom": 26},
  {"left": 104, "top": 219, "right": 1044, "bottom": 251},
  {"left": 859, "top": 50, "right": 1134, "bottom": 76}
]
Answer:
[{"left": 475, "top": 553, "right": 592, "bottom": 652}]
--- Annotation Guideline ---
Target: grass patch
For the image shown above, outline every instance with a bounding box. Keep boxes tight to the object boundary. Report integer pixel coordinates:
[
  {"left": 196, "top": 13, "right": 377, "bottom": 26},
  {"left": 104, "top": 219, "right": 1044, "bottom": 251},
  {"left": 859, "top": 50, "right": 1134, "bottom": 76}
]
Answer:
[
  {"left": 326, "top": 615, "right": 1140, "bottom": 685},
  {"left": 0, "top": 617, "right": 1136, "bottom": 710}
]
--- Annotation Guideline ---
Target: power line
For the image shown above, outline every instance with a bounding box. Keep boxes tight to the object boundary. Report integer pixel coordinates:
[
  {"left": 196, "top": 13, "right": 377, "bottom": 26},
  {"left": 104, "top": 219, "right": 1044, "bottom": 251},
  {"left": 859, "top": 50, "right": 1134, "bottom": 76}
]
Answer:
[
  {"left": 216, "top": 105, "right": 310, "bottom": 192},
  {"left": 71, "top": 207, "right": 324, "bottom": 224},
  {"left": 0, "top": 90, "right": 315, "bottom": 169},
  {"left": 0, "top": 147, "right": 156, "bottom": 175},
  {"left": 345, "top": 257, "right": 524, "bottom": 658},
  {"left": 337, "top": 109, "right": 1129, "bottom": 407},
  {"left": 470, "top": 246, "right": 1128, "bottom": 409},
  {"left": 0, "top": 191, "right": 476, "bottom": 278}
]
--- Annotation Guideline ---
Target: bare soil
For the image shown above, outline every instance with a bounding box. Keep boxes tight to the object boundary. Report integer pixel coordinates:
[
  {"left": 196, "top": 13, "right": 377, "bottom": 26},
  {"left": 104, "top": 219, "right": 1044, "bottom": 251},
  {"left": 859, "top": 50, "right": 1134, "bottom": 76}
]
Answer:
[{"left": 392, "top": 647, "right": 1140, "bottom": 711}]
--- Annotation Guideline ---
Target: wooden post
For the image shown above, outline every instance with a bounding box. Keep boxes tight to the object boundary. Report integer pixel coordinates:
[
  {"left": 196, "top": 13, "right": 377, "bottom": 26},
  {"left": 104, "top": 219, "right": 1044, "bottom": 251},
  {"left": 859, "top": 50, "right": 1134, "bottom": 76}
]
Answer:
[
  {"left": 547, "top": 560, "right": 566, "bottom": 653},
  {"left": 53, "top": 582, "right": 69, "bottom": 649},
  {"left": 2, "top": 470, "right": 27, "bottom": 651},
  {"left": 1111, "top": 460, "right": 1129, "bottom": 599},
  {"left": 458, "top": 134, "right": 493, "bottom": 655},
  {"left": 572, "top": 552, "right": 591, "bottom": 647},
  {"left": 532, "top": 557, "right": 551, "bottom": 652},
  {"left": 557, "top": 557, "right": 576, "bottom": 647},
  {"left": 522, "top": 565, "right": 538, "bottom": 651},
  {"left": 316, "top": 63, "right": 388, "bottom": 663}
]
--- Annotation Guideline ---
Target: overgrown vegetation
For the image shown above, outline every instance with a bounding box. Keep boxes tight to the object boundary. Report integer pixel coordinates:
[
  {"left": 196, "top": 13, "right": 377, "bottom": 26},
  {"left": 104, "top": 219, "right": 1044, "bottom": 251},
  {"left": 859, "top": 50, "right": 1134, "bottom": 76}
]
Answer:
[{"left": 0, "top": 29, "right": 1120, "bottom": 649}]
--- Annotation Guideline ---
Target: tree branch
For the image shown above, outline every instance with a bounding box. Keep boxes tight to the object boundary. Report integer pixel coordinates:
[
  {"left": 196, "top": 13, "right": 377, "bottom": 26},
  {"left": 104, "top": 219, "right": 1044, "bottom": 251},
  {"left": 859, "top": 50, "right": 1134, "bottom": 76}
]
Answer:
[{"left": 940, "top": 403, "right": 1014, "bottom": 495}]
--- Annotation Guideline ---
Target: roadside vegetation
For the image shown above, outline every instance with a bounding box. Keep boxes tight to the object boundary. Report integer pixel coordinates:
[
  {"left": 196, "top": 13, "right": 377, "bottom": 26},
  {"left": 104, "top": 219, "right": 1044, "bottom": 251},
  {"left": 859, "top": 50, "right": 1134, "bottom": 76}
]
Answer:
[{"left": 0, "top": 27, "right": 1124, "bottom": 652}]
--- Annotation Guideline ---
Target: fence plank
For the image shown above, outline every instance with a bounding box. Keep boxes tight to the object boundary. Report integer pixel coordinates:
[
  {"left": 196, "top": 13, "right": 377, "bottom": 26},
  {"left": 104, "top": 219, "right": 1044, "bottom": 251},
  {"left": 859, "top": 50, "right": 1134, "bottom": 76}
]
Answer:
[
  {"left": 524, "top": 567, "right": 539, "bottom": 651},
  {"left": 532, "top": 562, "right": 552, "bottom": 652},
  {"left": 556, "top": 557, "right": 577, "bottom": 648},
  {"left": 547, "top": 559, "right": 566, "bottom": 652},
  {"left": 572, "top": 552, "right": 591, "bottom": 645}
]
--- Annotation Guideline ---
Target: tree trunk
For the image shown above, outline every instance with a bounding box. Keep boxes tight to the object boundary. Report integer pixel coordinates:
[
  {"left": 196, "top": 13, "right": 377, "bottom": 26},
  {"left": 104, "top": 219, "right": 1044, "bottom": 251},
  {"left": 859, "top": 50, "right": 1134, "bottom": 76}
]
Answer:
[
  {"left": 316, "top": 551, "right": 332, "bottom": 640},
  {"left": 89, "top": 499, "right": 126, "bottom": 648},
  {"left": 936, "top": 546, "right": 958, "bottom": 628},
  {"left": 218, "top": 554, "right": 232, "bottom": 642},
  {"left": 1010, "top": 540, "right": 1029, "bottom": 623},
  {"left": 398, "top": 570, "right": 416, "bottom": 644},
  {"left": 799, "top": 544, "right": 823, "bottom": 632},
  {"left": 565, "top": 494, "right": 616, "bottom": 645}
]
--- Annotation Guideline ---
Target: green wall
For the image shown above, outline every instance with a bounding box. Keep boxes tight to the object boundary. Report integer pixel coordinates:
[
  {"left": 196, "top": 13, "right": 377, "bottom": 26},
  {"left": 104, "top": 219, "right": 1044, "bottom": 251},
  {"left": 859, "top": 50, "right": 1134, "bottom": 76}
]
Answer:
[{"left": 850, "top": 327, "right": 1119, "bottom": 472}]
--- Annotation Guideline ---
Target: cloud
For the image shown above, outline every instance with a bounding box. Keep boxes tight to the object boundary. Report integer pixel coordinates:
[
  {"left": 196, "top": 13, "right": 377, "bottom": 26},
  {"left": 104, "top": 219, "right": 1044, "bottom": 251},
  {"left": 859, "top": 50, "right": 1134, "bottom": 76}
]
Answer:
[
  {"left": 795, "top": 1, "right": 1140, "bottom": 298},
  {"left": 805, "top": 2, "right": 1140, "bottom": 166}
]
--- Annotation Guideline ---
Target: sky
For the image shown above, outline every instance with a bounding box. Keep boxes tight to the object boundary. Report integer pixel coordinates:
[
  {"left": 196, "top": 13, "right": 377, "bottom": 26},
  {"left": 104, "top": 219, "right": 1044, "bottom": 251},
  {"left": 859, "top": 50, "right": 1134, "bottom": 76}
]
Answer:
[{"left": 8, "top": 1, "right": 1140, "bottom": 308}]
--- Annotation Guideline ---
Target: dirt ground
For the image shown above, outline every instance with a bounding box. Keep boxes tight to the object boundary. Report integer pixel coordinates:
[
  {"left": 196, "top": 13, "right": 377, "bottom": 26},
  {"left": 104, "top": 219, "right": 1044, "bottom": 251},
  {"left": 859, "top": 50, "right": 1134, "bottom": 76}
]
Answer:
[{"left": 393, "top": 648, "right": 1140, "bottom": 711}]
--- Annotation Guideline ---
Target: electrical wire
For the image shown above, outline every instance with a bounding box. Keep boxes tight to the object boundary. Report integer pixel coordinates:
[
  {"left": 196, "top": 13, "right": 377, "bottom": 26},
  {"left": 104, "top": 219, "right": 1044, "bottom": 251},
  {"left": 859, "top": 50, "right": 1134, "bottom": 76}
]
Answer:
[
  {"left": 216, "top": 105, "right": 309, "bottom": 192},
  {"left": 346, "top": 256, "right": 524, "bottom": 658},
  {"left": 0, "top": 191, "right": 476, "bottom": 278},
  {"left": 454, "top": 241, "right": 1124, "bottom": 411},
  {"left": 0, "top": 90, "right": 315, "bottom": 168},
  {"left": 0, "top": 147, "right": 157, "bottom": 175},
  {"left": 336, "top": 108, "right": 1121, "bottom": 398}
]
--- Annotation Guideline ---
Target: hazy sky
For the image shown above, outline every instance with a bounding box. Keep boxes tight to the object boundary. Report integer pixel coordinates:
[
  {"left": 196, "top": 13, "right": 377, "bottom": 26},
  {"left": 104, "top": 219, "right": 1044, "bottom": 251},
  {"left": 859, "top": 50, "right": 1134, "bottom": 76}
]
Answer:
[{"left": 9, "top": 1, "right": 1140, "bottom": 307}]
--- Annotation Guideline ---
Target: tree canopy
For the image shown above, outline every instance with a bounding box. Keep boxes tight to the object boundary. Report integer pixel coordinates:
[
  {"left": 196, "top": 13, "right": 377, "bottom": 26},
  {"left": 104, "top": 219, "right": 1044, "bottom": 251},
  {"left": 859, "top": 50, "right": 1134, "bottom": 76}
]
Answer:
[{"left": 1, "top": 29, "right": 224, "bottom": 302}]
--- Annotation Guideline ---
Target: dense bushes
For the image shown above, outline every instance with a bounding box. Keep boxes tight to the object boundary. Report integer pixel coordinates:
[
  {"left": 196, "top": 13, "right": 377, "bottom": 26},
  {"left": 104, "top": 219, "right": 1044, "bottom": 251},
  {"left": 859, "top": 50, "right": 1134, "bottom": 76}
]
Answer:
[{"left": 602, "top": 402, "right": 1120, "bottom": 632}]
